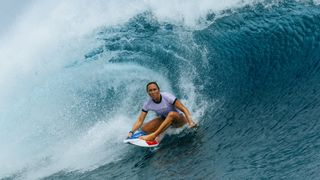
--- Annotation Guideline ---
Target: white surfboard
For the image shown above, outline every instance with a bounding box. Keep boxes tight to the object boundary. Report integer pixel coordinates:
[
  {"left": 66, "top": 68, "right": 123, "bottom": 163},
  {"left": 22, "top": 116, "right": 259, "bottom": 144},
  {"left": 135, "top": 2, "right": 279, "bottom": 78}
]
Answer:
[{"left": 123, "top": 131, "right": 163, "bottom": 148}]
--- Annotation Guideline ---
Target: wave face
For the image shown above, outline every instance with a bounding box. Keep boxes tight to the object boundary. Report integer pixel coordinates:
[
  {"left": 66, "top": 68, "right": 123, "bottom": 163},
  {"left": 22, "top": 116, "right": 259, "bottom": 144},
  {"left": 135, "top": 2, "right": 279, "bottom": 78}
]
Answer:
[{"left": 1, "top": 0, "right": 320, "bottom": 179}]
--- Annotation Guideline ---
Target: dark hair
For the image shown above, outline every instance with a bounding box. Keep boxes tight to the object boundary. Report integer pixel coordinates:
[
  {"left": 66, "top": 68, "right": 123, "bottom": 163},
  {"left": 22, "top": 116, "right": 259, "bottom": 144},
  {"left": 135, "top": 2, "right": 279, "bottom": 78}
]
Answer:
[{"left": 146, "top": 82, "right": 160, "bottom": 92}]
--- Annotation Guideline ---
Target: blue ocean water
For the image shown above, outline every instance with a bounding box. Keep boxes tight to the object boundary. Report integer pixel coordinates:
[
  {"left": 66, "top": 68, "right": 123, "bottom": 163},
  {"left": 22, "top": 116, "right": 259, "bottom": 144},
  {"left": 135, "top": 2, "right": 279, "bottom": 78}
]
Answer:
[{"left": 0, "top": 0, "right": 320, "bottom": 179}]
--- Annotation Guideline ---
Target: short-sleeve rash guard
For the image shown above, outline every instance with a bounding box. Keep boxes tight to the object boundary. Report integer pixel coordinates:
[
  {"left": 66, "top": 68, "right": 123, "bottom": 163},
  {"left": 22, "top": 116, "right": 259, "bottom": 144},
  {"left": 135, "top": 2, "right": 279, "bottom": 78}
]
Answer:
[{"left": 142, "top": 92, "right": 179, "bottom": 118}]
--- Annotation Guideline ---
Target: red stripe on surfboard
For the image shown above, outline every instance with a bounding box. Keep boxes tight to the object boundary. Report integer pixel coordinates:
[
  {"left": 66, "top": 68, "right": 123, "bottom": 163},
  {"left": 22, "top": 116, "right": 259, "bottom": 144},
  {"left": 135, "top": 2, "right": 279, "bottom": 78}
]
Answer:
[{"left": 146, "top": 141, "right": 158, "bottom": 145}]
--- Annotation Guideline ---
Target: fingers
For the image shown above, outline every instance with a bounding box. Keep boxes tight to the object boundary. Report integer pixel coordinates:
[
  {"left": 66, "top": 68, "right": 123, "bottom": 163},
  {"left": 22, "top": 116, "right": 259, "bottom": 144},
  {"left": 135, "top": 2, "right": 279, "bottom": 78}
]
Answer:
[{"left": 189, "top": 122, "right": 197, "bottom": 128}]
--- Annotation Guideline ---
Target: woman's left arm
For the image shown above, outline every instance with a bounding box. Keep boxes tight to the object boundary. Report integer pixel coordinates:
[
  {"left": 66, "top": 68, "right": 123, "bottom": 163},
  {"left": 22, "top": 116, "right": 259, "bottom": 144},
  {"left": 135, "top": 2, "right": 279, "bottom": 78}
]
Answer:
[{"left": 174, "top": 99, "right": 197, "bottom": 128}]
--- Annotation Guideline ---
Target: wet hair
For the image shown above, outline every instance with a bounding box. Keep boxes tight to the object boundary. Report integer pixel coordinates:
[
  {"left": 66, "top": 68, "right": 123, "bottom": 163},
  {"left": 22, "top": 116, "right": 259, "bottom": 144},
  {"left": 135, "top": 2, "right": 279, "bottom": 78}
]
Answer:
[{"left": 146, "top": 82, "right": 160, "bottom": 92}]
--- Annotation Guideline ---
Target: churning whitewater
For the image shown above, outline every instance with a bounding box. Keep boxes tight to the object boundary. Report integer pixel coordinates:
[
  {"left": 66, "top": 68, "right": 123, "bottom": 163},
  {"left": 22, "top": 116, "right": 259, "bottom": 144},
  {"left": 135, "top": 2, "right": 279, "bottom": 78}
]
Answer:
[{"left": 0, "top": 0, "right": 320, "bottom": 179}]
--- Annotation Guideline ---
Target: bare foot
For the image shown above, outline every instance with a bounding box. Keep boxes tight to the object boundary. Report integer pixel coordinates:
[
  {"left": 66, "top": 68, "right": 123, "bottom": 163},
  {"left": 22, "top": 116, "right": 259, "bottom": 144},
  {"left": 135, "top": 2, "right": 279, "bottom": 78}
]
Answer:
[{"left": 140, "top": 133, "right": 156, "bottom": 141}]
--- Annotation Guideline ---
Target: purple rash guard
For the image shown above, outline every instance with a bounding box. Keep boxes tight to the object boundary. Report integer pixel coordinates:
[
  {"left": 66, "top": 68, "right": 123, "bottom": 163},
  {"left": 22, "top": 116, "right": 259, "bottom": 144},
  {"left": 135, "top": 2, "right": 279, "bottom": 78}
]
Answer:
[{"left": 142, "top": 92, "right": 180, "bottom": 118}]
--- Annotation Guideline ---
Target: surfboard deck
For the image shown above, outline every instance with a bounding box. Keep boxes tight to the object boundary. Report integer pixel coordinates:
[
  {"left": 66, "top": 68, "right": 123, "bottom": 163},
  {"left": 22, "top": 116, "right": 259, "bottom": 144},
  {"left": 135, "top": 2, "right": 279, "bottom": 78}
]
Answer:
[{"left": 123, "top": 131, "right": 162, "bottom": 148}]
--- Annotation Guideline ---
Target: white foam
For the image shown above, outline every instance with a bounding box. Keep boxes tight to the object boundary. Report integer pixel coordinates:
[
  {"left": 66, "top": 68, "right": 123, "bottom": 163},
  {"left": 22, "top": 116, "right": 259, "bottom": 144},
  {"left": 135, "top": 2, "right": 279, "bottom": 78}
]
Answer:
[
  {"left": 22, "top": 116, "right": 131, "bottom": 180},
  {"left": 0, "top": 60, "right": 173, "bottom": 179},
  {"left": 313, "top": 0, "right": 320, "bottom": 5}
]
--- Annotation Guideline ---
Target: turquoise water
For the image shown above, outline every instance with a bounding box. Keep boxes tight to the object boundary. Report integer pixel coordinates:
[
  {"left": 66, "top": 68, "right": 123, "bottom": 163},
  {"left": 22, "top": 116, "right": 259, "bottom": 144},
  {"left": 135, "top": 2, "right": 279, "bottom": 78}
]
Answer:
[{"left": 1, "top": 1, "right": 320, "bottom": 179}]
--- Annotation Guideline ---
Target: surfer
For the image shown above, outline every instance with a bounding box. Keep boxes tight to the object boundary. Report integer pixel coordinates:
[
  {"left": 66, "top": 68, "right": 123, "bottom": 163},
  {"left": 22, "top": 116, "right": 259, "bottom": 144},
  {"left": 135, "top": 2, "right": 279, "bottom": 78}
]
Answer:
[{"left": 128, "top": 82, "right": 197, "bottom": 141}]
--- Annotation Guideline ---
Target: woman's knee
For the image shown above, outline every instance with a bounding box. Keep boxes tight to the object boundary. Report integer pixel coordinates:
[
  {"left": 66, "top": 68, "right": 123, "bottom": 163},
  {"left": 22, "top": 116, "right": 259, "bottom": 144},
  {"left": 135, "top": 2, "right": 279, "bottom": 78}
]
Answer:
[
  {"left": 157, "top": 112, "right": 177, "bottom": 125},
  {"left": 167, "top": 111, "right": 180, "bottom": 119},
  {"left": 171, "top": 114, "right": 187, "bottom": 128}
]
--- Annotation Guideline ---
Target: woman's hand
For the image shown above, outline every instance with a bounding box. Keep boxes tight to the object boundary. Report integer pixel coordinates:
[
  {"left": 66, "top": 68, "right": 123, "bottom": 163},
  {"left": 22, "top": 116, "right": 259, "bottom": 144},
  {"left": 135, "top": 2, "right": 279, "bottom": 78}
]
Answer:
[
  {"left": 188, "top": 121, "right": 197, "bottom": 128},
  {"left": 186, "top": 115, "right": 197, "bottom": 128}
]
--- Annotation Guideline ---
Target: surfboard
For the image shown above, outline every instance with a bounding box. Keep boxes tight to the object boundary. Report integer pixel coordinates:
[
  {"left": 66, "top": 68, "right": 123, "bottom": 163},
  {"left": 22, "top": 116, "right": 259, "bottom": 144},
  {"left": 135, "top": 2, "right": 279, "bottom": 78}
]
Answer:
[{"left": 123, "top": 131, "right": 161, "bottom": 148}]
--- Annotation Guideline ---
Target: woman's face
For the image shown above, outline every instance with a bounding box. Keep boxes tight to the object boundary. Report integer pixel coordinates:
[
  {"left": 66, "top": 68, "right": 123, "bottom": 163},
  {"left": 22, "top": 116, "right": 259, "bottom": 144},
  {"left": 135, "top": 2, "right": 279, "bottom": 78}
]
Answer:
[{"left": 147, "top": 84, "right": 160, "bottom": 100}]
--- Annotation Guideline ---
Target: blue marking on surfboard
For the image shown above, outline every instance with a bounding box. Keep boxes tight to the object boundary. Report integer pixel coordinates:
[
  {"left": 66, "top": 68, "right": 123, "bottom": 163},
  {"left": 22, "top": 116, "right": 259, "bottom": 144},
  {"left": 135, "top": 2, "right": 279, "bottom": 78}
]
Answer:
[{"left": 128, "top": 131, "right": 147, "bottom": 139}]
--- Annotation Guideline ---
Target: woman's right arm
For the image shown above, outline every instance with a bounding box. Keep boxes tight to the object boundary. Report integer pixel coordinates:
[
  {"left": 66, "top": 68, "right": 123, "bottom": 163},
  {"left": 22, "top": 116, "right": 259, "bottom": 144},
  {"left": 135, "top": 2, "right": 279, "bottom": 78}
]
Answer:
[{"left": 127, "top": 111, "right": 147, "bottom": 137}]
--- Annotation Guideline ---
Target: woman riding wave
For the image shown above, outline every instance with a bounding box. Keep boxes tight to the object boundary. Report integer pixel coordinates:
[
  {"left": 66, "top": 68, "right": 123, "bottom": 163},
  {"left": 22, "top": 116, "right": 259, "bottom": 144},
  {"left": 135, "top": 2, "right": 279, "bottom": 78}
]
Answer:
[{"left": 128, "top": 82, "right": 197, "bottom": 141}]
